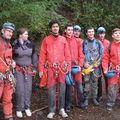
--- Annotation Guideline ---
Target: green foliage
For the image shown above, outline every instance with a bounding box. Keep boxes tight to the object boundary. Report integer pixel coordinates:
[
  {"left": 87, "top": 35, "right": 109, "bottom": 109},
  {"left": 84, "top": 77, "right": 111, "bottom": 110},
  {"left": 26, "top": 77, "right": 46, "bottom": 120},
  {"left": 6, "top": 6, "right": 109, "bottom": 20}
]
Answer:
[
  {"left": 0, "top": 0, "right": 66, "bottom": 41},
  {"left": 59, "top": 0, "right": 120, "bottom": 32},
  {"left": 0, "top": 0, "right": 120, "bottom": 41}
]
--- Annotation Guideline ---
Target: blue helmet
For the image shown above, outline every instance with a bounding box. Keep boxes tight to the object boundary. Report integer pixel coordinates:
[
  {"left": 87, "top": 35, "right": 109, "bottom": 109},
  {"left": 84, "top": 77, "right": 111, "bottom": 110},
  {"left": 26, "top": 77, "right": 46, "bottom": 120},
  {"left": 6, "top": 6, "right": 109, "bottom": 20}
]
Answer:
[
  {"left": 73, "top": 25, "right": 81, "bottom": 31},
  {"left": 97, "top": 27, "right": 106, "bottom": 34},
  {"left": 2, "top": 22, "right": 15, "bottom": 31},
  {"left": 71, "top": 66, "right": 79, "bottom": 75},
  {"left": 105, "top": 70, "right": 116, "bottom": 78},
  {"left": 66, "top": 73, "right": 74, "bottom": 86}
]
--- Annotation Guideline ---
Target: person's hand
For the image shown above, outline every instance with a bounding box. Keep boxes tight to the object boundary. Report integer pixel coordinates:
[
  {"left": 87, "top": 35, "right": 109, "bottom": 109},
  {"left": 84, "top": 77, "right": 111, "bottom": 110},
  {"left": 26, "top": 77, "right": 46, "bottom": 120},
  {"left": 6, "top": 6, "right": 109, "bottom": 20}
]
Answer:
[
  {"left": 84, "top": 63, "right": 89, "bottom": 68},
  {"left": 11, "top": 60, "right": 16, "bottom": 68},
  {"left": 104, "top": 71, "right": 108, "bottom": 74},
  {"left": 78, "top": 66, "right": 81, "bottom": 71},
  {"left": 94, "top": 63, "right": 99, "bottom": 68},
  {"left": 39, "top": 72, "right": 43, "bottom": 78}
]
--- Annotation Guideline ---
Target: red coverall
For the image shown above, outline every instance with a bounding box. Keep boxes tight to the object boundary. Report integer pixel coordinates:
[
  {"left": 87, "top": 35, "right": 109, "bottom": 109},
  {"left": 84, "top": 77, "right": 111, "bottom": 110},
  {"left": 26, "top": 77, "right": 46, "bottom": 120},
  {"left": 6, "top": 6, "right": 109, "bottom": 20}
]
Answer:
[
  {"left": 65, "top": 37, "right": 84, "bottom": 108},
  {"left": 102, "top": 41, "right": 120, "bottom": 86},
  {"left": 98, "top": 38, "right": 110, "bottom": 51},
  {"left": 98, "top": 38, "right": 110, "bottom": 95},
  {"left": 0, "top": 36, "right": 13, "bottom": 119},
  {"left": 66, "top": 37, "right": 84, "bottom": 82},
  {"left": 76, "top": 37, "right": 83, "bottom": 43},
  {"left": 39, "top": 34, "right": 71, "bottom": 88},
  {"left": 102, "top": 41, "right": 120, "bottom": 107}
]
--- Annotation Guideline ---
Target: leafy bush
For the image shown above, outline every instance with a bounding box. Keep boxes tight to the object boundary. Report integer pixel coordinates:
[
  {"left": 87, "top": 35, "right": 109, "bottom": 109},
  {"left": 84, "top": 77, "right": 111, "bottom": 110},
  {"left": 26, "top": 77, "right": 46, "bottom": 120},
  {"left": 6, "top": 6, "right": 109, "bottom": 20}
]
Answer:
[{"left": 0, "top": 0, "right": 120, "bottom": 41}]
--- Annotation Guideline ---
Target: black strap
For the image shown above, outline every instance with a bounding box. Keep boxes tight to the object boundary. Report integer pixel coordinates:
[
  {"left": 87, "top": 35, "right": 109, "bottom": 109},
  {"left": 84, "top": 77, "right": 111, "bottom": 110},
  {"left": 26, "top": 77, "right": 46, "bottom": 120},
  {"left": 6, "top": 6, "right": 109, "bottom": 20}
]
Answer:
[{"left": 108, "top": 42, "right": 112, "bottom": 54}]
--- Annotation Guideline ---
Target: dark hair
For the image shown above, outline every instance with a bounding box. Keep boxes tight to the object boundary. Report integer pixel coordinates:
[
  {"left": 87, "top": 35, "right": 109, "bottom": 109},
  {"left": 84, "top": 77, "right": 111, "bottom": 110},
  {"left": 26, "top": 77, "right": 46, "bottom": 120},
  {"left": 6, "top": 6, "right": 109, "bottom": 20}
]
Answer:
[
  {"left": 85, "top": 26, "right": 94, "bottom": 33},
  {"left": 17, "top": 27, "right": 28, "bottom": 38},
  {"left": 112, "top": 28, "right": 120, "bottom": 34},
  {"left": 65, "top": 22, "right": 73, "bottom": 29},
  {"left": 49, "top": 20, "right": 60, "bottom": 28}
]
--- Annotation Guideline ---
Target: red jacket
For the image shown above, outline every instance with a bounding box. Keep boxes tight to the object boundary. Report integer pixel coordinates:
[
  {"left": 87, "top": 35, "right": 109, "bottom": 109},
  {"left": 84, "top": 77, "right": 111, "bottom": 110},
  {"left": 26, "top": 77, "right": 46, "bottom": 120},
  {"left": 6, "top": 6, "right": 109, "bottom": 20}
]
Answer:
[
  {"left": 65, "top": 37, "right": 84, "bottom": 67},
  {"left": 102, "top": 41, "right": 120, "bottom": 85},
  {"left": 0, "top": 36, "right": 12, "bottom": 74},
  {"left": 102, "top": 41, "right": 120, "bottom": 72},
  {"left": 39, "top": 34, "right": 71, "bottom": 72},
  {"left": 98, "top": 38, "right": 110, "bottom": 51},
  {"left": 76, "top": 37, "right": 83, "bottom": 42}
]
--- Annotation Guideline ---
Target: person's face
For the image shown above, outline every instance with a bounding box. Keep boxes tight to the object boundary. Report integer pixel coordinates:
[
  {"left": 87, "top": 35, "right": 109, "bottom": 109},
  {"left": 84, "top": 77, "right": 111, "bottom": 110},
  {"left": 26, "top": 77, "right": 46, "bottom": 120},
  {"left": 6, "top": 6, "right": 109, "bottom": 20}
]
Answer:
[
  {"left": 73, "top": 30, "right": 80, "bottom": 38},
  {"left": 1, "top": 28, "right": 13, "bottom": 40},
  {"left": 20, "top": 31, "right": 28, "bottom": 40},
  {"left": 112, "top": 30, "right": 120, "bottom": 42},
  {"left": 51, "top": 23, "right": 59, "bottom": 35},
  {"left": 65, "top": 26, "right": 73, "bottom": 38},
  {"left": 86, "top": 28, "right": 95, "bottom": 40},
  {"left": 98, "top": 33, "right": 105, "bottom": 40}
]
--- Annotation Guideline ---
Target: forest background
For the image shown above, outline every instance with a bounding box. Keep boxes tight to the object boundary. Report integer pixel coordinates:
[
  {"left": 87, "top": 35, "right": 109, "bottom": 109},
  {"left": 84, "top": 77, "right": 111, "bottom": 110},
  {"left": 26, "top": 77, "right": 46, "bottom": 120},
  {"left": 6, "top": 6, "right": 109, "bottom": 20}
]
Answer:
[{"left": 0, "top": 0, "right": 120, "bottom": 44}]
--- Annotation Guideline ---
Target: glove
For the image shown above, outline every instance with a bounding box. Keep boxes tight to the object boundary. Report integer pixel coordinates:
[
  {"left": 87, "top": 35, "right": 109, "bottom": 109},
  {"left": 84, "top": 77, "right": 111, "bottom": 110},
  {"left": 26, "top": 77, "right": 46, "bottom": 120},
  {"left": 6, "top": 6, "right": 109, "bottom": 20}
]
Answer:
[{"left": 39, "top": 72, "right": 43, "bottom": 78}]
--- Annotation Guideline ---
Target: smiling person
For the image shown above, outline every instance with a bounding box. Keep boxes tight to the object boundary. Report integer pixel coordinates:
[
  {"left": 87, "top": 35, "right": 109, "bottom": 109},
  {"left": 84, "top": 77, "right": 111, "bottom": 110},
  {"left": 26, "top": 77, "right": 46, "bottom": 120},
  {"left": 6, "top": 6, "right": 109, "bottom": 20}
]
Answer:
[
  {"left": 64, "top": 23, "right": 84, "bottom": 111},
  {"left": 102, "top": 28, "right": 120, "bottom": 111},
  {"left": 39, "top": 20, "right": 71, "bottom": 119},
  {"left": 97, "top": 27, "right": 110, "bottom": 102},
  {"left": 0, "top": 22, "right": 16, "bottom": 120},
  {"left": 82, "top": 27, "right": 103, "bottom": 109},
  {"left": 12, "top": 27, "right": 38, "bottom": 118}
]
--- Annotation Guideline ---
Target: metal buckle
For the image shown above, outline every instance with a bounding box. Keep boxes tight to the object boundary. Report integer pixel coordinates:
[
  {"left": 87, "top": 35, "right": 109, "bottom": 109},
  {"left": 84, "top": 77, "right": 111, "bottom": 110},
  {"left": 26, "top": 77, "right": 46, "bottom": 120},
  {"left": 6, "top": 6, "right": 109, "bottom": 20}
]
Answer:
[
  {"left": 0, "top": 72, "right": 6, "bottom": 80},
  {"left": 53, "top": 63, "right": 59, "bottom": 69},
  {"left": 116, "top": 64, "right": 120, "bottom": 71}
]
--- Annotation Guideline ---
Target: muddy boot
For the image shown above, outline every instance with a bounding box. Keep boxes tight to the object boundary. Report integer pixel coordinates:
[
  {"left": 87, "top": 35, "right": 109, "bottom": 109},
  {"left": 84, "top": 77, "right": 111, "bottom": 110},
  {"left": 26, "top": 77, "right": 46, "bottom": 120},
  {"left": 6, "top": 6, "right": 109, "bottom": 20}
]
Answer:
[
  {"left": 16, "top": 111, "right": 23, "bottom": 118},
  {"left": 97, "top": 96, "right": 102, "bottom": 102},
  {"left": 92, "top": 98, "right": 99, "bottom": 106},
  {"left": 47, "top": 112, "right": 55, "bottom": 119},
  {"left": 59, "top": 108, "right": 68, "bottom": 118},
  {"left": 66, "top": 105, "right": 72, "bottom": 112},
  {"left": 81, "top": 99, "right": 88, "bottom": 109},
  {"left": 107, "top": 105, "right": 112, "bottom": 111}
]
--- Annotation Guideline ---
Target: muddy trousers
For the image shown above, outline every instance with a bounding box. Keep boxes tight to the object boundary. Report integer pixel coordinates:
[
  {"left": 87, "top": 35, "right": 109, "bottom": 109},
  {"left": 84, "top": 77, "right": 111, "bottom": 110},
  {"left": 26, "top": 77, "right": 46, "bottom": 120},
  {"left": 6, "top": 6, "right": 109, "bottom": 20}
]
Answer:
[
  {"left": 97, "top": 76, "right": 102, "bottom": 99},
  {"left": 107, "top": 84, "right": 117, "bottom": 107},
  {"left": 48, "top": 83, "right": 65, "bottom": 113},
  {"left": 0, "top": 81, "right": 13, "bottom": 119},
  {"left": 15, "top": 71, "right": 32, "bottom": 111},
  {"left": 97, "top": 74, "right": 108, "bottom": 99},
  {"left": 83, "top": 72, "right": 98, "bottom": 100},
  {"left": 65, "top": 81, "right": 84, "bottom": 108}
]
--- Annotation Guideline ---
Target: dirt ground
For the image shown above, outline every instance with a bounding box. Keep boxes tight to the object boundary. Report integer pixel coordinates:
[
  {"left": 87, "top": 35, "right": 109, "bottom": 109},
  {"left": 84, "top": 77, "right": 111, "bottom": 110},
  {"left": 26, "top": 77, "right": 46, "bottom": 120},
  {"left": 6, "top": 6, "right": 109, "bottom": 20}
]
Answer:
[{"left": 1, "top": 81, "right": 120, "bottom": 120}]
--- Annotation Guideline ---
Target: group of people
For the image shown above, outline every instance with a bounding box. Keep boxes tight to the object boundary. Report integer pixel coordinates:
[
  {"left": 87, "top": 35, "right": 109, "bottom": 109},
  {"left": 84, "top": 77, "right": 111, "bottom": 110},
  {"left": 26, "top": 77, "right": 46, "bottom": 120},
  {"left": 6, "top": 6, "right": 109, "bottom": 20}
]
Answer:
[
  {"left": 39, "top": 20, "right": 120, "bottom": 119},
  {"left": 0, "top": 20, "right": 120, "bottom": 120}
]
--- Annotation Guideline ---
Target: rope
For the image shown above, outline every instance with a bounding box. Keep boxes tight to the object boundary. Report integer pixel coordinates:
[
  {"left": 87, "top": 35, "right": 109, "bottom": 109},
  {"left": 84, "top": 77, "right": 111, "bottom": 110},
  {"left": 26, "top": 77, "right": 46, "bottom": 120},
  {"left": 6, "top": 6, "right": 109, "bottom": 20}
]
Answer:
[
  {"left": 92, "top": 70, "right": 102, "bottom": 78},
  {"left": 58, "top": 65, "right": 68, "bottom": 74},
  {"left": 32, "top": 106, "right": 48, "bottom": 114}
]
